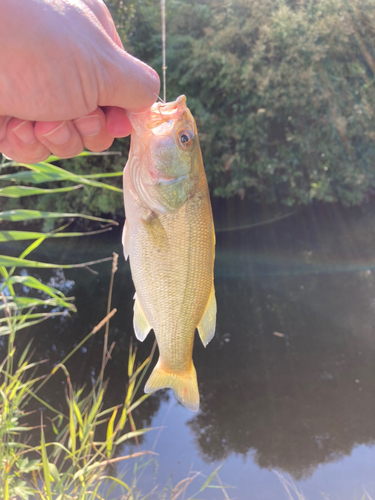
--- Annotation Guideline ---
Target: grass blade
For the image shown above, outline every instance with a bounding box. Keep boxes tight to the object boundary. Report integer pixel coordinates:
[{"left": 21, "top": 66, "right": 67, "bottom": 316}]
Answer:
[
  {"left": 0, "top": 316, "right": 51, "bottom": 336},
  {"left": 11, "top": 296, "right": 76, "bottom": 311},
  {"left": 106, "top": 407, "right": 118, "bottom": 458},
  {"left": 18, "top": 235, "right": 48, "bottom": 261},
  {"left": 6, "top": 275, "right": 64, "bottom": 298},
  {"left": 100, "top": 476, "right": 133, "bottom": 498},
  {"left": 0, "top": 254, "right": 113, "bottom": 269},
  {"left": 114, "top": 428, "right": 152, "bottom": 446},
  {"left": 0, "top": 161, "right": 123, "bottom": 192},
  {"left": 73, "top": 399, "right": 84, "bottom": 430},
  {"left": 0, "top": 227, "right": 112, "bottom": 241},
  {"left": 69, "top": 400, "right": 76, "bottom": 457},
  {"left": 198, "top": 464, "right": 223, "bottom": 493},
  {"left": 87, "top": 389, "right": 104, "bottom": 426},
  {"left": 41, "top": 418, "right": 52, "bottom": 500},
  {"left": 42, "top": 151, "right": 122, "bottom": 163},
  {"left": 0, "top": 185, "right": 83, "bottom": 197},
  {"left": 0, "top": 209, "right": 118, "bottom": 224}
]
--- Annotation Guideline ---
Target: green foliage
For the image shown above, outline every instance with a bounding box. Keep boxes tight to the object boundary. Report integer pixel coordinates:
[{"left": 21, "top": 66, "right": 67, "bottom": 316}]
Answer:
[
  {"left": 0, "top": 152, "right": 126, "bottom": 226},
  {"left": 115, "top": 0, "right": 375, "bottom": 207}
]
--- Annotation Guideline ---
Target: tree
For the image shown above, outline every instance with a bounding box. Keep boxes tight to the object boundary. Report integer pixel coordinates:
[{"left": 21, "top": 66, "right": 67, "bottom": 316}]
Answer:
[{"left": 120, "top": 0, "right": 375, "bottom": 206}]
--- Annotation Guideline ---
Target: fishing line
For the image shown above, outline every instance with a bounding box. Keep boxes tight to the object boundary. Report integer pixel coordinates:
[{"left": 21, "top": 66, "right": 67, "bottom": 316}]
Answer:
[{"left": 161, "top": 0, "right": 167, "bottom": 102}]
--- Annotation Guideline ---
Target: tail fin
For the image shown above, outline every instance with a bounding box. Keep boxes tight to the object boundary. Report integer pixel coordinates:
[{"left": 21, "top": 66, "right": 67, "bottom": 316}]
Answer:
[{"left": 144, "top": 361, "right": 199, "bottom": 412}]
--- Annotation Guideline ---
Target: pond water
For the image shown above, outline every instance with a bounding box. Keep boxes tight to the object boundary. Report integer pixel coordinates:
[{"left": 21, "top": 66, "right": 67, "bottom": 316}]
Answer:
[{"left": 3, "top": 198, "right": 375, "bottom": 499}]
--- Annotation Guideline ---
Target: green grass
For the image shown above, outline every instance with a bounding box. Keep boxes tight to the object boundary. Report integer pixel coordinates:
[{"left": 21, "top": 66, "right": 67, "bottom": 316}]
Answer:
[
  {"left": 0, "top": 251, "right": 154, "bottom": 500},
  {"left": 0, "top": 154, "right": 230, "bottom": 500}
]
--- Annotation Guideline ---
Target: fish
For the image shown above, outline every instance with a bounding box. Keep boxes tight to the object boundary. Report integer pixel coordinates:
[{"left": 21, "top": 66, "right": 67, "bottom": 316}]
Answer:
[{"left": 122, "top": 95, "right": 216, "bottom": 412}]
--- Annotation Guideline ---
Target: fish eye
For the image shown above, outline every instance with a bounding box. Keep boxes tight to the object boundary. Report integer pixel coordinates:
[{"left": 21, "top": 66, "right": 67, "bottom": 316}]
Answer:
[{"left": 177, "top": 130, "right": 194, "bottom": 149}]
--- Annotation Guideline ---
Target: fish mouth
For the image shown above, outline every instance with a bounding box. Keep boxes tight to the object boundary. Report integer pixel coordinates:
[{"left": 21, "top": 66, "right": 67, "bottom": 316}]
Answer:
[
  {"left": 155, "top": 95, "right": 186, "bottom": 115},
  {"left": 147, "top": 95, "right": 190, "bottom": 131}
]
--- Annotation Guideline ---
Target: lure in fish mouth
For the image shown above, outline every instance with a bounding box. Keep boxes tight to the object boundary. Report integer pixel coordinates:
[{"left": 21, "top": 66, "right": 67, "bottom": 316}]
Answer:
[{"left": 122, "top": 95, "right": 216, "bottom": 412}]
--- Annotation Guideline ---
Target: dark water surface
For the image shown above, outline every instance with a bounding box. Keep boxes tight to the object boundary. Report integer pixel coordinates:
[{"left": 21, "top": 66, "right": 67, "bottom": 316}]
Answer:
[{"left": 3, "top": 199, "right": 375, "bottom": 499}]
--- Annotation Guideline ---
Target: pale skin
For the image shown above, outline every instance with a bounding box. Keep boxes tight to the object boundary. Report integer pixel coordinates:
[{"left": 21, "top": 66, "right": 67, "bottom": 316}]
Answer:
[{"left": 0, "top": 0, "right": 160, "bottom": 163}]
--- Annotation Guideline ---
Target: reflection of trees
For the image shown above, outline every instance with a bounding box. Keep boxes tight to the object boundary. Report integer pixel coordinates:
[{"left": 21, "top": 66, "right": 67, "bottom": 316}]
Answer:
[{"left": 189, "top": 203, "right": 375, "bottom": 480}]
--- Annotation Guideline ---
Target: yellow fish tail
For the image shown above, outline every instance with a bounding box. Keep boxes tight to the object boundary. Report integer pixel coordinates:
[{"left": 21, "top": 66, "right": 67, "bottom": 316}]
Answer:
[{"left": 144, "top": 361, "right": 199, "bottom": 412}]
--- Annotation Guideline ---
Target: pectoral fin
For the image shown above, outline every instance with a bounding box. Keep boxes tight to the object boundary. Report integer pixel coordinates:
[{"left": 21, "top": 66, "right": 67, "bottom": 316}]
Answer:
[
  {"left": 197, "top": 284, "right": 217, "bottom": 347},
  {"left": 142, "top": 213, "right": 169, "bottom": 252},
  {"left": 122, "top": 219, "right": 130, "bottom": 260},
  {"left": 133, "top": 295, "right": 151, "bottom": 341}
]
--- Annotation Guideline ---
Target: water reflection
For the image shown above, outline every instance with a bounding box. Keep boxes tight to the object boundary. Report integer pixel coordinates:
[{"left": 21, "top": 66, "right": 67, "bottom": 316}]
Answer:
[
  {"left": 188, "top": 200, "right": 375, "bottom": 480},
  {"left": 189, "top": 271, "right": 375, "bottom": 479},
  {"left": 2, "top": 200, "right": 375, "bottom": 486}
]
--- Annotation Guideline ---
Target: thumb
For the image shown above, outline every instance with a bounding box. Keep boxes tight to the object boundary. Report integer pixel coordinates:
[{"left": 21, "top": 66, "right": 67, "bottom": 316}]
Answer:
[{"left": 98, "top": 48, "right": 160, "bottom": 112}]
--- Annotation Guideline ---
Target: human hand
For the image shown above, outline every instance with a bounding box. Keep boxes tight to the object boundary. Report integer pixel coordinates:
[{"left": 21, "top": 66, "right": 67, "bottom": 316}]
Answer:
[{"left": 0, "top": 0, "right": 160, "bottom": 163}]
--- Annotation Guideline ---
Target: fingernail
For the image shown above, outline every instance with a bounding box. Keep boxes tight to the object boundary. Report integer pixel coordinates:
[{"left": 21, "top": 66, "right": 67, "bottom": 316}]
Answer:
[
  {"left": 13, "top": 121, "right": 36, "bottom": 145},
  {"left": 74, "top": 115, "right": 102, "bottom": 137},
  {"left": 42, "top": 121, "right": 70, "bottom": 145}
]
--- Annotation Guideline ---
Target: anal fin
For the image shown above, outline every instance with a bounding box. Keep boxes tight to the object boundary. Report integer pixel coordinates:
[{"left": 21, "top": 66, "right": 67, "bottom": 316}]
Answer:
[
  {"left": 144, "top": 360, "right": 199, "bottom": 412},
  {"left": 133, "top": 295, "right": 151, "bottom": 341},
  {"left": 122, "top": 219, "right": 130, "bottom": 260},
  {"left": 197, "top": 284, "right": 217, "bottom": 347}
]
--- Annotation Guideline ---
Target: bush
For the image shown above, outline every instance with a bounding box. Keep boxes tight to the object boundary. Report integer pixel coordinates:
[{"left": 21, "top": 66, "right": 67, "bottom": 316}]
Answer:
[{"left": 119, "top": 0, "right": 375, "bottom": 206}]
